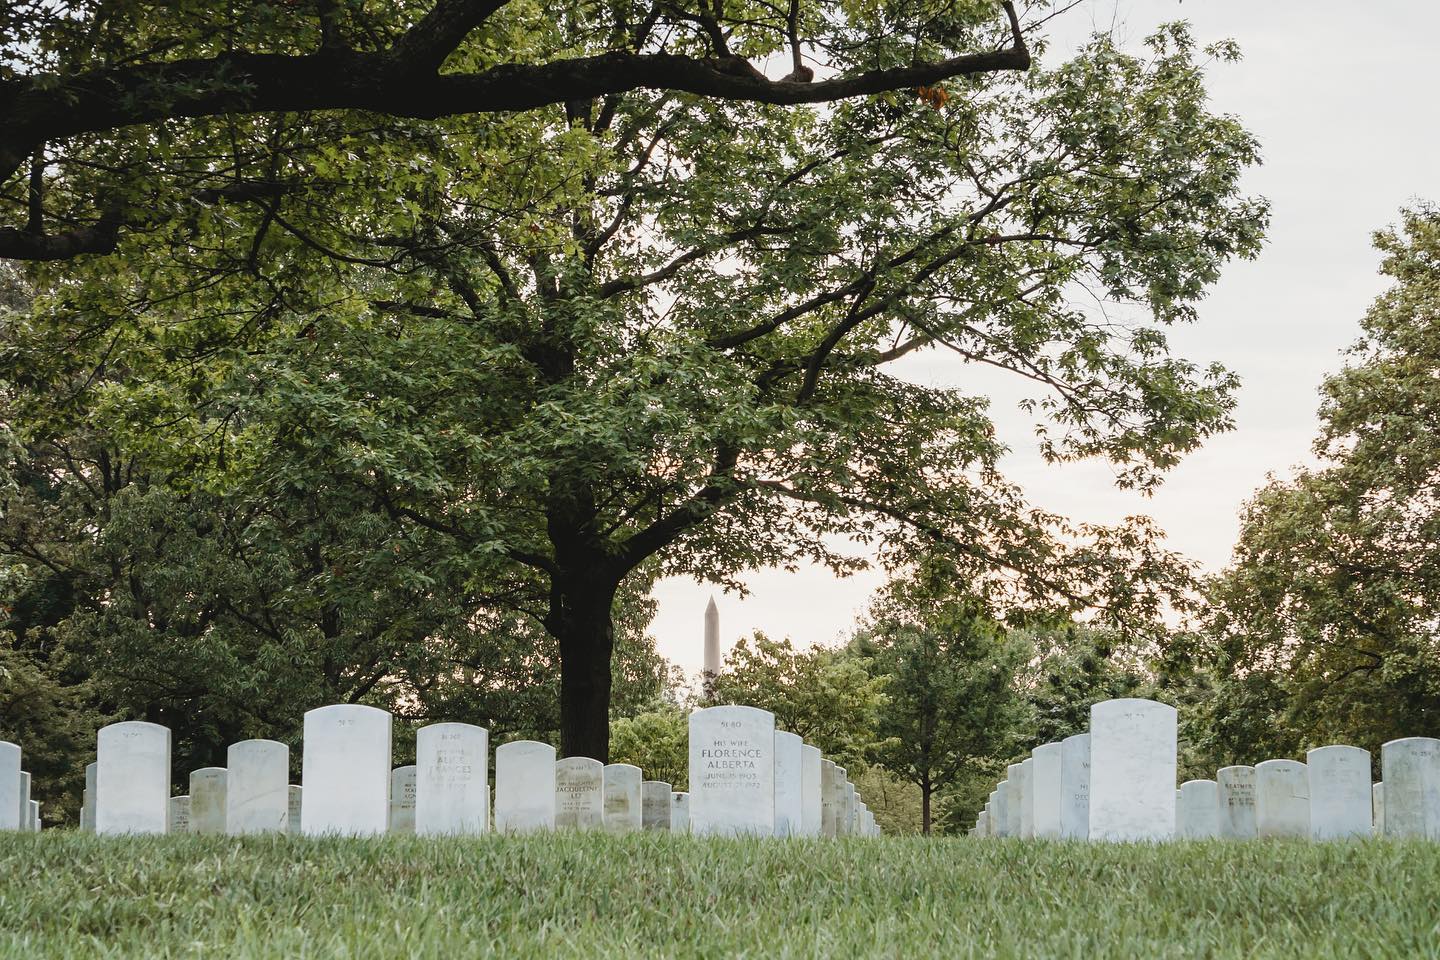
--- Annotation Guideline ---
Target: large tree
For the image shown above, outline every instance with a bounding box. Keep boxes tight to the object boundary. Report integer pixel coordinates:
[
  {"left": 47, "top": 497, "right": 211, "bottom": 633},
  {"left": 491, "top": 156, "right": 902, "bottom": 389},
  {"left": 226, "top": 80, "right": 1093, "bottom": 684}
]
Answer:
[
  {"left": 5, "top": 16, "right": 1265, "bottom": 761},
  {"left": 1, "top": 0, "right": 1035, "bottom": 260},
  {"left": 1202, "top": 205, "right": 1440, "bottom": 760}
]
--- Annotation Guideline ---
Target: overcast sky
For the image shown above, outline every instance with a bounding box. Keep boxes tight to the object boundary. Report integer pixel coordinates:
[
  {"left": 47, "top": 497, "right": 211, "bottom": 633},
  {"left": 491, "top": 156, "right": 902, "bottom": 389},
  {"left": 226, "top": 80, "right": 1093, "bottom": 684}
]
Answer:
[{"left": 651, "top": 0, "right": 1440, "bottom": 677}]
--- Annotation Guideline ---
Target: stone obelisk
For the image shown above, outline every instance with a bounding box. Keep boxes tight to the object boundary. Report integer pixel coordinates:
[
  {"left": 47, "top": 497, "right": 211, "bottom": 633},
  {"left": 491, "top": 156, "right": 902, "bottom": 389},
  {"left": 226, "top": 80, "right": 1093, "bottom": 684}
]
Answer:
[{"left": 702, "top": 596, "right": 720, "bottom": 699}]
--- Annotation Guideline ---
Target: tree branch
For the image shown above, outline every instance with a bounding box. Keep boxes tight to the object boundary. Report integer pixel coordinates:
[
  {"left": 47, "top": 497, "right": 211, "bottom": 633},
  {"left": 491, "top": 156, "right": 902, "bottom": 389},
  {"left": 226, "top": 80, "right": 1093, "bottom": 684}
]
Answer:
[
  {"left": 1, "top": 21, "right": 1030, "bottom": 198},
  {"left": 390, "top": 0, "right": 514, "bottom": 73}
]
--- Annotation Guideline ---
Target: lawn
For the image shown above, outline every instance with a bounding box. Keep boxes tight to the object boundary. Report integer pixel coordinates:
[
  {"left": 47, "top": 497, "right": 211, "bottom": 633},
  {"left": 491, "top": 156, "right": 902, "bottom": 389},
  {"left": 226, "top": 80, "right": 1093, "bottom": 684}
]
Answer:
[{"left": 1, "top": 833, "right": 1437, "bottom": 958}]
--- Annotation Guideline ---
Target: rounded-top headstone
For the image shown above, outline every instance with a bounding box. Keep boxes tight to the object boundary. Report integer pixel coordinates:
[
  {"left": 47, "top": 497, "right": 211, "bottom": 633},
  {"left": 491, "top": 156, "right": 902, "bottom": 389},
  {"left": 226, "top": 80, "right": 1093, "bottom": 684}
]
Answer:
[
  {"left": 1177, "top": 779, "right": 1219, "bottom": 839},
  {"left": 0, "top": 742, "right": 21, "bottom": 832},
  {"left": 1380, "top": 737, "right": 1440, "bottom": 839},
  {"left": 603, "top": 762, "right": 643, "bottom": 834},
  {"left": 642, "top": 780, "right": 672, "bottom": 831},
  {"left": 994, "top": 780, "right": 1012, "bottom": 838},
  {"left": 226, "top": 739, "right": 290, "bottom": 835},
  {"left": 494, "top": 740, "right": 556, "bottom": 833},
  {"left": 301, "top": 704, "right": 393, "bottom": 836},
  {"left": 416, "top": 722, "right": 488, "bottom": 836},
  {"left": 389, "top": 765, "right": 417, "bottom": 834},
  {"left": 1306, "top": 744, "right": 1371, "bottom": 840},
  {"left": 1004, "top": 763, "right": 1023, "bottom": 837},
  {"left": 287, "top": 785, "right": 303, "bottom": 835},
  {"left": 1031, "top": 742, "right": 1063, "bottom": 839},
  {"left": 1216, "top": 765, "right": 1257, "bottom": 839},
  {"left": 189, "top": 767, "right": 228, "bottom": 835},
  {"left": 1019, "top": 757, "right": 1036, "bottom": 839},
  {"left": 168, "top": 795, "right": 191, "bottom": 834},
  {"left": 670, "top": 791, "right": 691, "bottom": 833},
  {"left": 1255, "top": 759, "right": 1310, "bottom": 838},
  {"left": 1059, "top": 733, "right": 1090, "bottom": 839},
  {"left": 798, "top": 744, "right": 822, "bottom": 837},
  {"left": 820, "top": 759, "right": 841, "bottom": 837},
  {"left": 773, "top": 731, "right": 804, "bottom": 837},
  {"left": 96, "top": 721, "right": 172, "bottom": 835},
  {"left": 81, "top": 761, "right": 97, "bottom": 833},
  {"left": 1088, "top": 698, "right": 1177, "bottom": 841},
  {"left": 688, "top": 705, "right": 776, "bottom": 836},
  {"left": 555, "top": 756, "right": 604, "bottom": 831}
]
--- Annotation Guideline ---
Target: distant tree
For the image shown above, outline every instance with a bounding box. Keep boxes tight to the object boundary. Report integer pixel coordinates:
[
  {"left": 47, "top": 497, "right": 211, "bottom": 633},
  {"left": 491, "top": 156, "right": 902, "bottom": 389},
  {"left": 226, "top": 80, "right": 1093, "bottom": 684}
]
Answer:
[
  {"left": 852, "top": 765, "right": 924, "bottom": 836},
  {"left": 856, "top": 577, "right": 1029, "bottom": 834},
  {"left": 1017, "top": 621, "right": 1152, "bottom": 749},
  {"left": 1202, "top": 205, "right": 1440, "bottom": 759},
  {"left": 610, "top": 702, "right": 690, "bottom": 790}
]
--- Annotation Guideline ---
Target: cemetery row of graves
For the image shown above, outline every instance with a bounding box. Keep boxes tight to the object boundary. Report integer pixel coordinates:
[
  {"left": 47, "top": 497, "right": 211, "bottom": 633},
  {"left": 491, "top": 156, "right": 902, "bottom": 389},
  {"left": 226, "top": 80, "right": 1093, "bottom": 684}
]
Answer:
[
  {"left": 0, "top": 704, "right": 881, "bottom": 838},
  {"left": 7, "top": 695, "right": 1438, "bottom": 842},
  {"left": 972, "top": 697, "right": 1440, "bottom": 840}
]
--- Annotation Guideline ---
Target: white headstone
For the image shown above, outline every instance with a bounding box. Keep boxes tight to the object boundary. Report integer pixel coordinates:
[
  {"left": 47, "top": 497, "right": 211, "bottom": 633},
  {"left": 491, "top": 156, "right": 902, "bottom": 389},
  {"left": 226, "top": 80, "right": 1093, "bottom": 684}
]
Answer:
[
  {"left": 1030, "top": 742, "right": 1063, "bottom": 838},
  {"left": 494, "top": 740, "right": 555, "bottom": 833},
  {"left": 1372, "top": 782, "right": 1384, "bottom": 835},
  {"left": 1019, "top": 757, "right": 1036, "bottom": 839},
  {"left": 1088, "top": 698, "right": 1176, "bottom": 841},
  {"left": 1059, "top": 733, "right": 1090, "bottom": 839},
  {"left": 1307, "top": 745, "right": 1372, "bottom": 840},
  {"left": 671, "top": 792, "right": 690, "bottom": 833},
  {"left": 1380, "top": 737, "right": 1440, "bottom": 838},
  {"left": 642, "top": 780, "right": 672, "bottom": 831},
  {"left": 189, "top": 767, "right": 228, "bottom": 835},
  {"left": 17, "top": 770, "right": 29, "bottom": 832},
  {"left": 555, "top": 756, "right": 604, "bottom": 831},
  {"left": 226, "top": 739, "right": 289, "bottom": 835},
  {"left": 81, "top": 761, "right": 97, "bottom": 832},
  {"left": 773, "top": 731, "right": 804, "bottom": 837},
  {"left": 389, "top": 765, "right": 417, "bottom": 833},
  {"left": 0, "top": 742, "right": 20, "bottom": 831},
  {"left": 688, "top": 705, "right": 775, "bottom": 836},
  {"left": 820, "top": 759, "right": 841, "bottom": 837},
  {"left": 1004, "top": 763, "right": 1023, "bottom": 836},
  {"left": 842, "top": 781, "right": 856, "bottom": 836},
  {"left": 1215, "top": 765, "right": 1258, "bottom": 839},
  {"left": 1255, "top": 759, "right": 1310, "bottom": 838},
  {"left": 96, "top": 721, "right": 171, "bottom": 835},
  {"left": 168, "top": 795, "right": 191, "bottom": 833},
  {"left": 301, "top": 704, "right": 392, "bottom": 836},
  {"left": 28, "top": 799, "right": 39, "bottom": 831},
  {"left": 799, "top": 744, "right": 822, "bottom": 836},
  {"left": 985, "top": 790, "right": 999, "bottom": 837},
  {"left": 994, "top": 780, "right": 1012, "bottom": 837},
  {"left": 287, "top": 785, "right": 302, "bottom": 835},
  {"left": 1177, "top": 780, "right": 1219, "bottom": 839},
  {"left": 416, "top": 723, "right": 488, "bottom": 836},
  {"left": 603, "top": 763, "right": 642, "bottom": 834}
]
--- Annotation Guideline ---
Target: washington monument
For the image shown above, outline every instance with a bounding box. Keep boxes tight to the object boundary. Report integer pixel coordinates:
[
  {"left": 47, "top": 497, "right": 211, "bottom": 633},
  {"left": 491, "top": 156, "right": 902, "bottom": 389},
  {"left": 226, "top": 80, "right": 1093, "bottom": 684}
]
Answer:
[{"left": 703, "top": 595, "right": 720, "bottom": 695}]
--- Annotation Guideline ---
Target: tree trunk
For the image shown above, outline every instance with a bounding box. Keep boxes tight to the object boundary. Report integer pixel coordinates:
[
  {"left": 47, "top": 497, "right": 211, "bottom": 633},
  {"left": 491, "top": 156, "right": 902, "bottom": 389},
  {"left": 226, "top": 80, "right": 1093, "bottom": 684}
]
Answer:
[
  {"left": 921, "top": 781, "right": 932, "bottom": 836},
  {"left": 551, "top": 577, "right": 618, "bottom": 762}
]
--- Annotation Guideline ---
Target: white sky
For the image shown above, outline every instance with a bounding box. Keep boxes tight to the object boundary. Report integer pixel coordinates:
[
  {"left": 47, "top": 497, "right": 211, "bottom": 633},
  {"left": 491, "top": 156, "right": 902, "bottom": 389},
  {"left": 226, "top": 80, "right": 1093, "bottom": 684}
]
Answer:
[{"left": 651, "top": 0, "right": 1440, "bottom": 677}]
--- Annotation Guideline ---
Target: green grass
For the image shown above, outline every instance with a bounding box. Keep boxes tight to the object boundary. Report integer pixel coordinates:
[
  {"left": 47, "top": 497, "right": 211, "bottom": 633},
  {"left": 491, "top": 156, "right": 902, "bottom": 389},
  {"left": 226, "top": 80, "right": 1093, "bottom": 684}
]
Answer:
[{"left": 1, "top": 834, "right": 1438, "bottom": 958}]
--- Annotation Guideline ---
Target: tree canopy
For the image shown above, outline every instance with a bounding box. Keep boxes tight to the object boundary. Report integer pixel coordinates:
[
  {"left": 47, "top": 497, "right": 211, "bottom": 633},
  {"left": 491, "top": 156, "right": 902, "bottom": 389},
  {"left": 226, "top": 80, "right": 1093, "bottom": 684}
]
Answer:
[
  {"left": 855, "top": 570, "right": 1029, "bottom": 833},
  {"left": 1201, "top": 205, "right": 1440, "bottom": 762},
  {"left": 1, "top": 0, "right": 1033, "bottom": 260},
  {"left": 2, "top": 5, "right": 1266, "bottom": 765}
]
